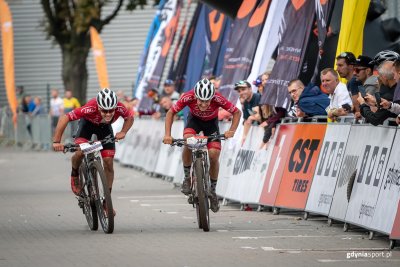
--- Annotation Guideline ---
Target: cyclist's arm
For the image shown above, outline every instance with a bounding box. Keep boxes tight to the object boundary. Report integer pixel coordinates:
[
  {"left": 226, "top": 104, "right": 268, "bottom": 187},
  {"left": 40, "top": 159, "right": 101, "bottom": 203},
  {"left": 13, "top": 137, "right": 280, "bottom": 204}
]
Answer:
[
  {"left": 225, "top": 109, "right": 241, "bottom": 138},
  {"left": 163, "top": 109, "right": 176, "bottom": 144},
  {"left": 115, "top": 117, "right": 134, "bottom": 140},
  {"left": 52, "top": 115, "right": 70, "bottom": 151}
]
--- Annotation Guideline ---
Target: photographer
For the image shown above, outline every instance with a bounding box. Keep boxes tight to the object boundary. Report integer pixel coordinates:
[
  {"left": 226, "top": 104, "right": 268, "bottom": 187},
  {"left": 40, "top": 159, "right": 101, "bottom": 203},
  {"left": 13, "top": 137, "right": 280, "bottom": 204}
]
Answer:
[{"left": 357, "top": 61, "right": 397, "bottom": 126}]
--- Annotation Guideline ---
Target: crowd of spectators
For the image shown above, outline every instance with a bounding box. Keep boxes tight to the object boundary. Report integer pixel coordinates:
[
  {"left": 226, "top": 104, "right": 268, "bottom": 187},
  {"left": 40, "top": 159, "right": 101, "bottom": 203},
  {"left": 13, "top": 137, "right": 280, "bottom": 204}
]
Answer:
[{"left": 9, "top": 48, "right": 400, "bottom": 150}]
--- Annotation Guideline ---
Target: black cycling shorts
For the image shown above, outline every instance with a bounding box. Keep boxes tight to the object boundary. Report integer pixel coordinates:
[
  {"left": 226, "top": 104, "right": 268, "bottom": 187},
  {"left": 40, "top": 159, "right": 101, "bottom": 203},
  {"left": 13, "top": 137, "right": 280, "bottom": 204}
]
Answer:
[
  {"left": 184, "top": 114, "right": 222, "bottom": 150},
  {"left": 74, "top": 119, "right": 115, "bottom": 152}
]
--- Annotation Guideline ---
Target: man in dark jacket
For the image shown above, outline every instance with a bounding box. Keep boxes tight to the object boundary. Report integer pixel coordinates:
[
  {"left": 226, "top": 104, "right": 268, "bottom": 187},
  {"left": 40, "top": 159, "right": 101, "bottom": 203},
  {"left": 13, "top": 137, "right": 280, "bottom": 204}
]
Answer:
[{"left": 288, "top": 79, "right": 330, "bottom": 117}]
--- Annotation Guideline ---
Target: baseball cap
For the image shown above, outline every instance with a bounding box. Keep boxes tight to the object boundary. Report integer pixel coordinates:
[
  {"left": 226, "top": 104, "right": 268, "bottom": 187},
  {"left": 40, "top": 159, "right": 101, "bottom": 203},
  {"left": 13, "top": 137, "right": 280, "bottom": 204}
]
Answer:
[
  {"left": 164, "top": 79, "right": 174, "bottom": 86},
  {"left": 253, "top": 77, "right": 262, "bottom": 87},
  {"left": 352, "top": 55, "right": 374, "bottom": 69},
  {"left": 234, "top": 80, "right": 251, "bottom": 90}
]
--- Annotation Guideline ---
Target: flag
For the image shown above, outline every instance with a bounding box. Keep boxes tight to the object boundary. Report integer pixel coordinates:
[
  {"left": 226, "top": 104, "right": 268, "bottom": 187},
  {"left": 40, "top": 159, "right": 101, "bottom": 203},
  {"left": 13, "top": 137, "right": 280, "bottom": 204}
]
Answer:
[
  {"left": 219, "top": 0, "right": 271, "bottom": 103},
  {"left": 135, "top": 0, "right": 167, "bottom": 95},
  {"left": 247, "top": 0, "right": 288, "bottom": 91},
  {"left": 260, "top": 0, "right": 316, "bottom": 108},
  {"left": 90, "top": 26, "right": 110, "bottom": 89},
  {"left": 135, "top": 0, "right": 182, "bottom": 99},
  {"left": 0, "top": 0, "right": 17, "bottom": 125}
]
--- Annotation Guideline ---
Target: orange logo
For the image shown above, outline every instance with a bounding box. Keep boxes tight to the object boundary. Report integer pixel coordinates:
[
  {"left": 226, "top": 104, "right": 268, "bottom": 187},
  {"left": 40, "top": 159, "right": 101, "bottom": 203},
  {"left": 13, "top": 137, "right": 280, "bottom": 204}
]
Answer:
[
  {"left": 237, "top": 0, "right": 257, "bottom": 19},
  {"left": 320, "top": 0, "right": 328, "bottom": 5},
  {"left": 248, "top": 0, "right": 270, "bottom": 27},
  {"left": 208, "top": 10, "right": 225, "bottom": 42},
  {"left": 161, "top": 13, "right": 179, "bottom": 57},
  {"left": 292, "top": 0, "right": 306, "bottom": 11}
]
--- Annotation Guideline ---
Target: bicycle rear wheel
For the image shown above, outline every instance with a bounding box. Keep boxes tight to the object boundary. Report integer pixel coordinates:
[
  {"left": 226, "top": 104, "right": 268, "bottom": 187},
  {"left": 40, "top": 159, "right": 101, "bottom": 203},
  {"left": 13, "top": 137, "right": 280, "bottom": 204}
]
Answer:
[
  {"left": 79, "top": 164, "right": 98, "bottom": 231},
  {"left": 194, "top": 158, "right": 210, "bottom": 232},
  {"left": 91, "top": 161, "right": 114, "bottom": 234}
]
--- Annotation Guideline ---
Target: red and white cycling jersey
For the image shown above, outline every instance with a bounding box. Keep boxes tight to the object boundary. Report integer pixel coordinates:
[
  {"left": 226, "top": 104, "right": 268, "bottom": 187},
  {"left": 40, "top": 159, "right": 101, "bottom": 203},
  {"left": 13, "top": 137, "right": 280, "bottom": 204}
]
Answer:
[
  {"left": 67, "top": 98, "right": 133, "bottom": 124},
  {"left": 171, "top": 90, "right": 238, "bottom": 121}
]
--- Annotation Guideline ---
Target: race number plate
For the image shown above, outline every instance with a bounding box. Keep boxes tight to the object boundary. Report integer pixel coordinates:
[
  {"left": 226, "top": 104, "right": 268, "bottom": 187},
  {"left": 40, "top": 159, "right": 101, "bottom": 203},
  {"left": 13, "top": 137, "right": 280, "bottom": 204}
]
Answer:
[{"left": 79, "top": 141, "right": 103, "bottom": 155}]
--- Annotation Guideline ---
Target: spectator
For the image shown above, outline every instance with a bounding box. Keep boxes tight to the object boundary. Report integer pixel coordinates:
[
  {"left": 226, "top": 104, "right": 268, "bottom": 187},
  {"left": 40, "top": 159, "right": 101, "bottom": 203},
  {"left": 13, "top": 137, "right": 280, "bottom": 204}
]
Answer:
[
  {"left": 287, "top": 79, "right": 305, "bottom": 118},
  {"left": 357, "top": 61, "right": 397, "bottom": 125},
  {"left": 320, "top": 68, "right": 352, "bottom": 122},
  {"left": 31, "top": 96, "right": 46, "bottom": 116},
  {"left": 259, "top": 105, "right": 286, "bottom": 149},
  {"left": 234, "top": 80, "right": 261, "bottom": 144},
  {"left": 209, "top": 75, "right": 221, "bottom": 91},
  {"left": 50, "top": 89, "right": 64, "bottom": 134},
  {"left": 161, "top": 79, "right": 180, "bottom": 101},
  {"left": 352, "top": 55, "right": 379, "bottom": 95},
  {"left": 253, "top": 72, "right": 270, "bottom": 95},
  {"left": 63, "top": 90, "right": 81, "bottom": 113},
  {"left": 21, "top": 95, "right": 33, "bottom": 114},
  {"left": 336, "top": 52, "right": 362, "bottom": 115},
  {"left": 298, "top": 83, "right": 330, "bottom": 117}
]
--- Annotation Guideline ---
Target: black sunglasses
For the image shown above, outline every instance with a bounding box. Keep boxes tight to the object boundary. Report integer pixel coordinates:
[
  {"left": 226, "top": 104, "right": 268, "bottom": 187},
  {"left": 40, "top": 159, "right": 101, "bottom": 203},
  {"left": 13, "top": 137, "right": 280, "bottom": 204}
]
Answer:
[{"left": 99, "top": 109, "right": 116, "bottom": 114}]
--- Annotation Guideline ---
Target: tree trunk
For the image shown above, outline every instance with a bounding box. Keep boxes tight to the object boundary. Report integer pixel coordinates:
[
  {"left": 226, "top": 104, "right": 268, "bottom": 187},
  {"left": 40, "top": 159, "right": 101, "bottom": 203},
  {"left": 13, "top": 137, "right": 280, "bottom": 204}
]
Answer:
[{"left": 61, "top": 38, "right": 91, "bottom": 105}]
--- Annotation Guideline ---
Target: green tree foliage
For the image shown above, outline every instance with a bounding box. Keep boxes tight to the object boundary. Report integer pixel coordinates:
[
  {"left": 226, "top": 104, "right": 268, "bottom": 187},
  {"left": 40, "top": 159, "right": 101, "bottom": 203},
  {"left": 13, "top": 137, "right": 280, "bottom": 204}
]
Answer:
[{"left": 41, "top": 0, "right": 159, "bottom": 103}]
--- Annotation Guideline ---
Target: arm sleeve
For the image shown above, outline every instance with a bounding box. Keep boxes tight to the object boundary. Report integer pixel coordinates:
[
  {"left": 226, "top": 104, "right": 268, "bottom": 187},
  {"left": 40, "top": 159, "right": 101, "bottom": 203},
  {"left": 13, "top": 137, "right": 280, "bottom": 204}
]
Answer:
[{"left": 360, "top": 104, "right": 396, "bottom": 126}]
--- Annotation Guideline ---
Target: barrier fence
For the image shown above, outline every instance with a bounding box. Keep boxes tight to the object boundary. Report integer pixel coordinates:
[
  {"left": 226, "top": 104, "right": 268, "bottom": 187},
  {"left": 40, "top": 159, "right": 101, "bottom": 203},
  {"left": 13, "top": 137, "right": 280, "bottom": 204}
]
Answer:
[
  {"left": 112, "top": 117, "right": 400, "bottom": 248},
  {"left": 1, "top": 109, "right": 399, "bottom": 247}
]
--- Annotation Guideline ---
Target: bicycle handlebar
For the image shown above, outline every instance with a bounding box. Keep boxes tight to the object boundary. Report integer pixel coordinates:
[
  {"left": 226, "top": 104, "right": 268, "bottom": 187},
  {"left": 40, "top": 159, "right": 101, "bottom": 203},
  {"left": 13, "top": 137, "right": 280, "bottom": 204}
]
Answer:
[
  {"left": 171, "top": 134, "right": 226, "bottom": 147},
  {"left": 63, "top": 135, "right": 116, "bottom": 153}
]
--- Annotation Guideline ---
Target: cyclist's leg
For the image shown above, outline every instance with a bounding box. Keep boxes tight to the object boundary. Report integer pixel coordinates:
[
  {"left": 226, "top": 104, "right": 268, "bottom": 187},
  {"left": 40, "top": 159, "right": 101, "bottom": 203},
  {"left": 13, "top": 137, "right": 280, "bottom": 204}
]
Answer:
[
  {"left": 96, "top": 123, "right": 116, "bottom": 193},
  {"left": 70, "top": 119, "right": 92, "bottom": 195},
  {"left": 181, "top": 114, "right": 199, "bottom": 194},
  {"left": 204, "top": 118, "right": 221, "bottom": 212}
]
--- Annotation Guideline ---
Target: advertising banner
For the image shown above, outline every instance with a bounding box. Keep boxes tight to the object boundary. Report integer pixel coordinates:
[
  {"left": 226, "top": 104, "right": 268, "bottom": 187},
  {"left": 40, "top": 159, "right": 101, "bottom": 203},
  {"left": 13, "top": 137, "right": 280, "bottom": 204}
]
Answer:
[
  {"left": 260, "top": 0, "right": 315, "bottom": 109},
  {"left": 247, "top": 0, "right": 288, "bottom": 91},
  {"left": 90, "top": 27, "right": 109, "bottom": 89},
  {"left": 135, "top": 0, "right": 181, "bottom": 99},
  {"left": 219, "top": 0, "right": 271, "bottom": 103},
  {"left": 140, "top": 120, "right": 164, "bottom": 173},
  {"left": 344, "top": 126, "right": 395, "bottom": 228},
  {"left": 0, "top": 0, "right": 18, "bottom": 124},
  {"left": 371, "top": 129, "right": 400, "bottom": 234},
  {"left": 154, "top": 120, "right": 184, "bottom": 177},
  {"left": 305, "top": 124, "right": 351, "bottom": 215},
  {"left": 275, "top": 124, "right": 327, "bottom": 210},
  {"left": 390, "top": 200, "right": 400, "bottom": 240},
  {"left": 240, "top": 126, "right": 277, "bottom": 204},
  {"left": 224, "top": 125, "right": 265, "bottom": 202},
  {"left": 259, "top": 124, "right": 297, "bottom": 206}
]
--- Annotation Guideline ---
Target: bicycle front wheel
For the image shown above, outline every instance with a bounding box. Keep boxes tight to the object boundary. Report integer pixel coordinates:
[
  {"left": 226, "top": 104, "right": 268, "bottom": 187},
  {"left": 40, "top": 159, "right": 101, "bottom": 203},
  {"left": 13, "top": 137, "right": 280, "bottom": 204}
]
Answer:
[
  {"left": 90, "top": 161, "right": 114, "bottom": 234},
  {"left": 194, "top": 158, "right": 210, "bottom": 232},
  {"left": 79, "top": 164, "right": 98, "bottom": 231}
]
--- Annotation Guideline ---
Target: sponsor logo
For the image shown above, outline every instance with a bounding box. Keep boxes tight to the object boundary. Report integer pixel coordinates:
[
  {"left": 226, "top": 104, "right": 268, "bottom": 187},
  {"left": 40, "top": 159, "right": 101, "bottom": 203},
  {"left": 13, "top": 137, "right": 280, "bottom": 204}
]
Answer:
[
  {"left": 318, "top": 193, "right": 332, "bottom": 207},
  {"left": 383, "top": 164, "right": 400, "bottom": 191},
  {"left": 233, "top": 149, "right": 255, "bottom": 175},
  {"left": 316, "top": 141, "right": 345, "bottom": 178},
  {"left": 359, "top": 201, "right": 375, "bottom": 219},
  {"left": 356, "top": 146, "right": 388, "bottom": 187},
  {"left": 337, "top": 155, "right": 358, "bottom": 188},
  {"left": 292, "top": 179, "right": 308, "bottom": 193},
  {"left": 288, "top": 139, "right": 320, "bottom": 174}
]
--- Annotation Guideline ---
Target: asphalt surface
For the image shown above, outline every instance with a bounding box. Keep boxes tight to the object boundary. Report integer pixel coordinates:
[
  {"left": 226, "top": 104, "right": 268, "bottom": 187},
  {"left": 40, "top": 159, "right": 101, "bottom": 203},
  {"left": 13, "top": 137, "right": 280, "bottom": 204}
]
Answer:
[{"left": 0, "top": 147, "right": 399, "bottom": 267}]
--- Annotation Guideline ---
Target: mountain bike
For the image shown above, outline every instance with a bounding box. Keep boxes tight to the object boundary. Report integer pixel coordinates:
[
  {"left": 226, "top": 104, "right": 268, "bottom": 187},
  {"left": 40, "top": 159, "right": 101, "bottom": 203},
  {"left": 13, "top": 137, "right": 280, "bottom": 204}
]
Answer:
[
  {"left": 63, "top": 135, "right": 115, "bottom": 234},
  {"left": 171, "top": 134, "right": 225, "bottom": 232}
]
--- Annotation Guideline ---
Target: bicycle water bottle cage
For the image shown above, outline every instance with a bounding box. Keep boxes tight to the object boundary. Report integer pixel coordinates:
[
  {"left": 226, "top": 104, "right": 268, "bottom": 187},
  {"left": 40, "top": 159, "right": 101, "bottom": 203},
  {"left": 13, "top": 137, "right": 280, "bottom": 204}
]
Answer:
[
  {"left": 186, "top": 136, "right": 208, "bottom": 149},
  {"left": 79, "top": 141, "right": 103, "bottom": 155}
]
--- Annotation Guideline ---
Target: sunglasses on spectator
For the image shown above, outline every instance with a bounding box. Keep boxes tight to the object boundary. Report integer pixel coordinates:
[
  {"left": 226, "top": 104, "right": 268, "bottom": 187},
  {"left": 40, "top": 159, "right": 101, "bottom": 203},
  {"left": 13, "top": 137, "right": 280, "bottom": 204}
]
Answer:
[
  {"left": 338, "top": 52, "right": 352, "bottom": 61},
  {"left": 99, "top": 109, "right": 116, "bottom": 114},
  {"left": 354, "top": 68, "right": 367, "bottom": 73},
  {"left": 235, "top": 80, "right": 249, "bottom": 87}
]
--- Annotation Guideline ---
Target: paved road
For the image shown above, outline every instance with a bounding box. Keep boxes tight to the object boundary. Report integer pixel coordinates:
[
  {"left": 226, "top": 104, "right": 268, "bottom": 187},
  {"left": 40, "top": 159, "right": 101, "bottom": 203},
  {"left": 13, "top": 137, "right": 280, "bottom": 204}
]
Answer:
[{"left": 0, "top": 147, "right": 399, "bottom": 267}]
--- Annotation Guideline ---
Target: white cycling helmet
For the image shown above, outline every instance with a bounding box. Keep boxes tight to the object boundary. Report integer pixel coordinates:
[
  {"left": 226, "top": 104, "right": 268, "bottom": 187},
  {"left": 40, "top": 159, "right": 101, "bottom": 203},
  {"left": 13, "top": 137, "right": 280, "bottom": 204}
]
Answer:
[
  {"left": 370, "top": 50, "right": 400, "bottom": 66},
  {"left": 97, "top": 88, "right": 117, "bottom": 110},
  {"left": 194, "top": 78, "right": 215, "bottom": 101}
]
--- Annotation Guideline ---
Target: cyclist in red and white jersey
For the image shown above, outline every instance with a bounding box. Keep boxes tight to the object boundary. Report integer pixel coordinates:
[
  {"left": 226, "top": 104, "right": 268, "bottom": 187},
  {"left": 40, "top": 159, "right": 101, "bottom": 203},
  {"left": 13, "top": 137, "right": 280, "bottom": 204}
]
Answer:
[
  {"left": 163, "top": 78, "right": 241, "bottom": 212},
  {"left": 53, "top": 89, "right": 134, "bottom": 202}
]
